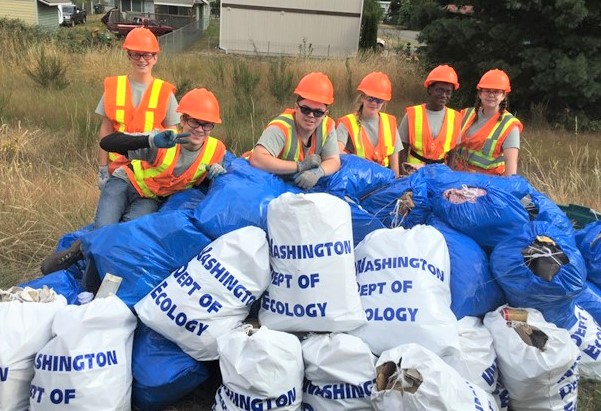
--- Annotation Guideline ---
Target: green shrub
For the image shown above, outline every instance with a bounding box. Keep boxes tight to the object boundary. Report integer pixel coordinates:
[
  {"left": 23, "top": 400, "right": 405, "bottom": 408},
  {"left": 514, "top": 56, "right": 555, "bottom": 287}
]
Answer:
[
  {"left": 231, "top": 59, "right": 261, "bottom": 106},
  {"left": 268, "top": 58, "right": 294, "bottom": 103},
  {"left": 24, "top": 49, "right": 69, "bottom": 90}
]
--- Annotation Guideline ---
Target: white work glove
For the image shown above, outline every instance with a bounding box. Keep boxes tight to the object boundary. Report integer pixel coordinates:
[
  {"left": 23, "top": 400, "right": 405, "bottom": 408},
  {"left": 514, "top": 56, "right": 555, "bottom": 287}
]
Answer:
[
  {"left": 296, "top": 154, "right": 322, "bottom": 173},
  {"left": 97, "top": 165, "right": 109, "bottom": 190},
  {"left": 206, "top": 163, "right": 226, "bottom": 180},
  {"left": 294, "top": 166, "right": 325, "bottom": 190}
]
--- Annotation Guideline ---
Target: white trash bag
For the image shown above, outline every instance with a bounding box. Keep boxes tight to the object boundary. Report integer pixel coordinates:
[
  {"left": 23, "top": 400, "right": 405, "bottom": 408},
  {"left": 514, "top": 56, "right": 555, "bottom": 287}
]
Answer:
[
  {"left": 349, "top": 225, "right": 459, "bottom": 358},
  {"left": 371, "top": 343, "right": 498, "bottom": 411},
  {"left": 0, "top": 287, "right": 67, "bottom": 411},
  {"left": 260, "top": 193, "right": 366, "bottom": 332},
  {"left": 135, "top": 226, "right": 270, "bottom": 360},
  {"left": 301, "top": 332, "right": 376, "bottom": 411},
  {"left": 569, "top": 305, "right": 601, "bottom": 380},
  {"left": 483, "top": 306, "right": 580, "bottom": 411},
  {"left": 213, "top": 325, "right": 303, "bottom": 411},
  {"left": 446, "top": 316, "right": 498, "bottom": 394},
  {"left": 29, "top": 295, "right": 136, "bottom": 410}
]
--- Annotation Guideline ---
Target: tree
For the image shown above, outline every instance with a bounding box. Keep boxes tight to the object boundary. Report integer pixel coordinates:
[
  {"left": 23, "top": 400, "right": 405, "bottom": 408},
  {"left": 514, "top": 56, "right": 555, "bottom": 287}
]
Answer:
[
  {"left": 359, "top": 0, "right": 382, "bottom": 50},
  {"left": 418, "top": 0, "right": 601, "bottom": 128}
]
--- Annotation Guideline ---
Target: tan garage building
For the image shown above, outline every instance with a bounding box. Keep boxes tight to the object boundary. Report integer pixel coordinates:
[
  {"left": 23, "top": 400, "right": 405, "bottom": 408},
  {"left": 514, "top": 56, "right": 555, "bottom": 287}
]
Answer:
[{"left": 219, "top": 0, "right": 363, "bottom": 58}]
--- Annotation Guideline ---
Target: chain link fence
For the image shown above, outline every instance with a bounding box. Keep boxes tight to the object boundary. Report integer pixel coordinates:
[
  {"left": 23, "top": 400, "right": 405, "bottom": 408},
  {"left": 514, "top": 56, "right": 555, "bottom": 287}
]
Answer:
[{"left": 158, "top": 16, "right": 211, "bottom": 54}]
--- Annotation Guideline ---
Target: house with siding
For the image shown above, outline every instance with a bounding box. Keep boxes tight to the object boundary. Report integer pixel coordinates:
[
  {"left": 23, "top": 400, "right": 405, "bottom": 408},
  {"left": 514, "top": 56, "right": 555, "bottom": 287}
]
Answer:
[
  {"left": 116, "top": 0, "right": 210, "bottom": 26},
  {"left": 1, "top": 0, "right": 71, "bottom": 30},
  {"left": 2, "top": 0, "right": 210, "bottom": 30}
]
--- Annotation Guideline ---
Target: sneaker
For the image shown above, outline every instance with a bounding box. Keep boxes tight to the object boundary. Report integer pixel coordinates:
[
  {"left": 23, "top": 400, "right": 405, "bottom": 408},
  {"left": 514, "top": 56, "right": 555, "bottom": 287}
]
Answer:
[{"left": 40, "top": 239, "right": 83, "bottom": 275}]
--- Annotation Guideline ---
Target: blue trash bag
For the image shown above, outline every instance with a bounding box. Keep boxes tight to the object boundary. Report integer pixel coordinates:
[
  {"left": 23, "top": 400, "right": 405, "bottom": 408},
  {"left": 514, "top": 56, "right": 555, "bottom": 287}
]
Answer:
[
  {"left": 157, "top": 151, "right": 237, "bottom": 213},
  {"left": 360, "top": 171, "right": 431, "bottom": 229},
  {"left": 311, "top": 154, "right": 395, "bottom": 202},
  {"left": 160, "top": 188, "right": 206, "bottom": 212},
  {"left": 80, "top": 209, "right": 211, "bottom": 308},
  {"left": 194, "top": 158, "right": 299, "bottom": 240},
  {"left": 346, "top": 199, "right": 386, "bottom": 247},
  {"left": 19, "top": 270, "right": 83, "bottom": 305},
  {"left": 418, "top": 164, "right": 533, "bottom": 199},
  {"left": 522, "top": 190, "right": 574, "bottom": 235},
  {"left": 132, "top": 322, "right": 216, "bottom": 411},
  {"left": 575, "top": 221, "right": 601, "bottom": 288},
  {"left": 490, "top": 221, "right": 587, "bottom": 329},
  {"left": 428, "top": 216, "right": 506, "bottom": 319},
  {"left": 431, "top": 183, "right": 529, "bottom": 252},
  {"left": 574, "top": 282, "right": 601, "bottom": 326}
]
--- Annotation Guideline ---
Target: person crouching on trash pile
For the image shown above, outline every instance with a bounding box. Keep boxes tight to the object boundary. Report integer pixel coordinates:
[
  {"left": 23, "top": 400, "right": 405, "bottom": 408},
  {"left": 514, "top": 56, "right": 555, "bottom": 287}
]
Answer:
[
  {"left": 398, "top": 65, "right": 461, "bottom": 174},
  {"left": 336, "top": 71, "right": 402, "bottom": 177},
  {"left": 40, "top": 88, "right": 227, "bottom": 294},
  {"left": 248, "top": 71, "right": 341, "bottom": 190},
  {"left": 451, "top": 68, "right": 523, "bottom": 176}
]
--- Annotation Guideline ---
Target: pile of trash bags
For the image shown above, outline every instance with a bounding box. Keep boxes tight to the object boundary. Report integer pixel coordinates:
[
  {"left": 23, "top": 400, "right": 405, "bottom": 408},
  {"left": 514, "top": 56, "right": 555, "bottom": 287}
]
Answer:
[{"left": 2, "top": 154, "right": 601, "bottom": 410}]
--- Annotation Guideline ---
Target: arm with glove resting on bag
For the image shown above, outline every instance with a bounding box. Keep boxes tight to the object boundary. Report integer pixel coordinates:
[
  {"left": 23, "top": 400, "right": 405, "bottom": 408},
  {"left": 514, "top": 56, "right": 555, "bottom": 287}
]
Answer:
[{"left": 249, "top": 72, "right": 341, "bottom": 190}]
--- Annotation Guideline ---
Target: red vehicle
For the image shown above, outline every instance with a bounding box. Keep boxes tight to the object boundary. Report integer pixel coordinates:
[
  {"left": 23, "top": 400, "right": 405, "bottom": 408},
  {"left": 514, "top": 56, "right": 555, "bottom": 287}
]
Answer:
[{"left": 101, "top": 8, "right": 174, "bottom": 37}]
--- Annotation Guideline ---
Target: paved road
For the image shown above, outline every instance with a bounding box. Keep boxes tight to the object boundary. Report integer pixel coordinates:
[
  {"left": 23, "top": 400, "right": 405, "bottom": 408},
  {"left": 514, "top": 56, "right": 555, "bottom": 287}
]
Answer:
[{"left": 378, "top": 26, "right": 422, "bottom": 50}]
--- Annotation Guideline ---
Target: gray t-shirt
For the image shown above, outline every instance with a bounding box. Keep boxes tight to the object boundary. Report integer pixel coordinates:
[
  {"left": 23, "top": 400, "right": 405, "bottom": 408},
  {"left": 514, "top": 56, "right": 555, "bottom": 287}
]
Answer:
[
  {"left": 464, "top": 111, "right": 520, "bottom": 149},
  {"left": 256, "top": 119, "right": 340, "bottom": 159},
  {"left": 95, "top": 78, "right": 180, "bottom": 127},
  {"left": 398, "top": 108, "right": 447, "bottom": 144},
  {"left": 336, "top": 116, "right": 403, "bottom": 154}
]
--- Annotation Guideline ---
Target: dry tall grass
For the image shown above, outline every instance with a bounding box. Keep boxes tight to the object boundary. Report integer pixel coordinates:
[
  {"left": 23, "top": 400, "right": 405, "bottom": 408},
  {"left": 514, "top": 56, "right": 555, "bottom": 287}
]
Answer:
[{"left": 1, "top": 20, "right": 601, "bottom": 410}]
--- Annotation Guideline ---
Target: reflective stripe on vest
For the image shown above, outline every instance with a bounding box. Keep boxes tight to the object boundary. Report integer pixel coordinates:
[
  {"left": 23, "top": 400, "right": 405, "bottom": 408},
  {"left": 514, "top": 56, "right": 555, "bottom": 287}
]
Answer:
[
  {"left": 406, "top": 104, "right": 460, "bottom": 165},
  {"left": 104, "top": 76, "right": 174, "bottom": 170},
  {"left": 268, "top": 109, "right": 332, "bottom": 161},
  {"left": 126, "top": 136, "right": 225, "bottom": 199},
  {"left": 338, "top": 113, "right": 396, "bottom": 166},
  {"left": 457, "top": 108, "right": 522, "bottom": 173}
]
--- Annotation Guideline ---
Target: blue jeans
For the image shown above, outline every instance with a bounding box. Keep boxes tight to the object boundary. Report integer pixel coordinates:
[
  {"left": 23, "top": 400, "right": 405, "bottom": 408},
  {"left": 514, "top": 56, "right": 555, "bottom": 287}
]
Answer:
[
  {"left": 85, "top": 177, "right": 162, "bottom": 293},
  {"left": 94, "top": 176, "right": 162, "bottom": 229}
]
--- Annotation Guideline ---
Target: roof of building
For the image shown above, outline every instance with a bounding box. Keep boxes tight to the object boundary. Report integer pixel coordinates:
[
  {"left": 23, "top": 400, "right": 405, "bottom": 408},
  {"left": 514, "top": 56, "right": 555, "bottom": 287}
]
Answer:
[
  {"left": 154, "top": 0, "right": 208, "bottom": 7},
  {"left": 38, "top": 0, "right": 72, "bottom": 5}
]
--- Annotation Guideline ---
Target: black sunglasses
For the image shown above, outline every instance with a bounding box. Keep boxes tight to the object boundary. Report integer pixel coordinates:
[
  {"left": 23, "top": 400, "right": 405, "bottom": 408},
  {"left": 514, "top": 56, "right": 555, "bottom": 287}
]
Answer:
[
  {"left": 184, "top": 116, "right": 215, "bottom": 131},
  {"left": 365, "top": 96, "right": 385, "bottom": 104},
  {"left": 297, "top": 105, "right": 326, "bottom": 118}
]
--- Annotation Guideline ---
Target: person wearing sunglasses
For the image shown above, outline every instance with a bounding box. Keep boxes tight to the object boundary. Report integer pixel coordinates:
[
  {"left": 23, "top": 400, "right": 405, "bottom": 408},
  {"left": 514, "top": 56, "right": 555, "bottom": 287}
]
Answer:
[
  {"left": 41, "top": 89, "right": 227, "bottom": 293},
  {"left": 398, "top": 65, "right": 462, "bottom": 173},
  {"left": 335, "top": 72, "right": 402, "bottom": 177},
  {"left": 94, "top": 27, "right": 179, "bottom": 191},
  {"left": 451, "top": 69, "right": 523, "bottom": 176},
  {"left": 249, "top": 72, "right": 340, "bottom": 190}
]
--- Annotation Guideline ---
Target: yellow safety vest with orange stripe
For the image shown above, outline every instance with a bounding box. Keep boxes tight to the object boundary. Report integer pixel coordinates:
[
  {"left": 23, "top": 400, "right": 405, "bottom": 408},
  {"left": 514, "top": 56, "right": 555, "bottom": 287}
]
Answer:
[
  {"left": 455, "top": 108, "right": 523, "bottom": 176},
  {"left": 103, "top": 76, "right": 175, "bottom": 174},
  {"left": 268, "top": 109, "right": 335, "bottom": 161},
  {"left": 406, "top": 104, "right": 461, "bottom": 165},
  {"left": 336, "top": 113, "right": 397, "bottom": 166},
  {"left": 123, "top": 136, "right": 226, "bottom": 199}
]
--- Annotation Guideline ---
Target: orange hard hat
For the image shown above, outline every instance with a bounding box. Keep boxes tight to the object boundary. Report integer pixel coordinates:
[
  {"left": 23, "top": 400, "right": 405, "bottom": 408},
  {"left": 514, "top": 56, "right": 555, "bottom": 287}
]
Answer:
[
  {"left": 177, "top": 88, "right": 222, "bottom": 124},
  {"left": 122, "top": 27, "right": 160, "bottom": 53},
  {"left": 357, "top": 72, "right": 392, "bottom": 101},
  {"left": 423, "top": 65, "right": 459, "bottom": 90},
  {"left": 294, "top": 72, "right": 334, "bottom": 105},
  {"left": 477, "top": 69, "right": 511, "bottom": 92}
]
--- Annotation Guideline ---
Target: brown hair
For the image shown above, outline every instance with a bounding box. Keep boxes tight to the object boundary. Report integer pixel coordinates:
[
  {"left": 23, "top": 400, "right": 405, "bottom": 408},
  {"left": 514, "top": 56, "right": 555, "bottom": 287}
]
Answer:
[{"left": 473, "top": 95, "right": 508, "bottom": 123}]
